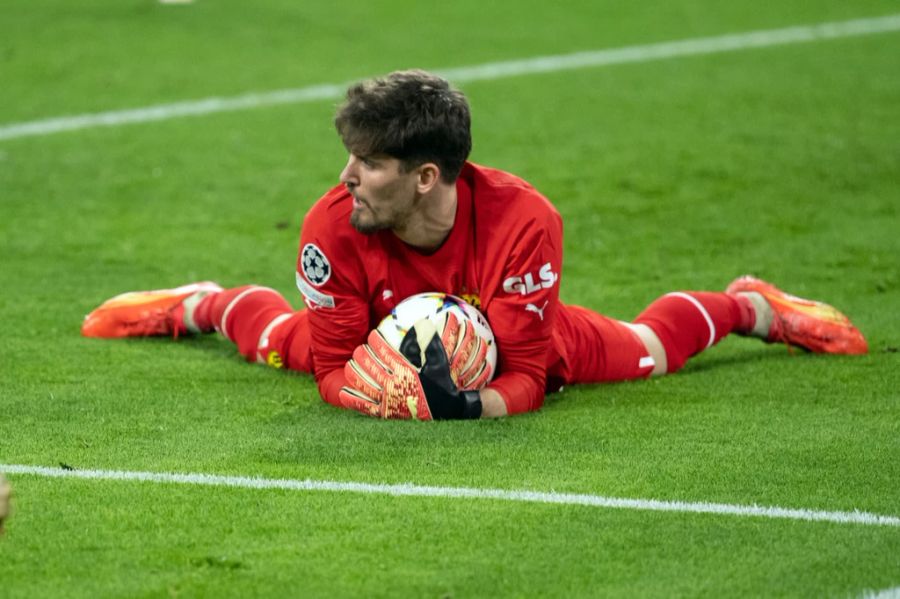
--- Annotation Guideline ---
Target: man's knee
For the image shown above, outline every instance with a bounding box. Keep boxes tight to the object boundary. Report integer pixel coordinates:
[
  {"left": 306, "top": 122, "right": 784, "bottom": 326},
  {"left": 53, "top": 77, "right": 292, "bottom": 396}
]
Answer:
[{"left": 628, "top": 323, "right": 668, "bottom": 376}]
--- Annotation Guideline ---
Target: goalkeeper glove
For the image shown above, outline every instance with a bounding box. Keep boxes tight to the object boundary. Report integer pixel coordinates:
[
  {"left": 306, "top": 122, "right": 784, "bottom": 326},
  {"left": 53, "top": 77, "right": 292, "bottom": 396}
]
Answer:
[{"left": 339, "top": 314, "right": 487, "bottom": 420}]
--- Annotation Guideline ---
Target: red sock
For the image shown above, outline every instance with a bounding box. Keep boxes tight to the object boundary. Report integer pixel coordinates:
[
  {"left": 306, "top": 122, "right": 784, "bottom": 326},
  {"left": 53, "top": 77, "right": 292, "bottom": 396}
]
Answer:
[
  {"left": 634, "top": 291, "right": 755, "bottom": 372},
  {"left": 193, "top": 286, "right": 294, "bottom": 362},
  {"left": 730, "top": 293, "right": 757, "bottom": 334}
]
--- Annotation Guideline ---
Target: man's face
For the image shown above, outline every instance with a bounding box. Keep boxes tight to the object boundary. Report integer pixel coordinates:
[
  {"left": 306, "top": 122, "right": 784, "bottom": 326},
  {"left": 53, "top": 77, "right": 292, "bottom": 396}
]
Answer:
[{"left": 340, "top": 154, "right": 420, "bottom": 234}]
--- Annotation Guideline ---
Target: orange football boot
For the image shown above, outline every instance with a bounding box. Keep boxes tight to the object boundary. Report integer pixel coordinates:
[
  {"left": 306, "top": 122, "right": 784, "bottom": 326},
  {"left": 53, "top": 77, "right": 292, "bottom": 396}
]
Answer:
[
  {"left": 81, "top": 282, "right": 222, "bottom": 338},
  {"left": 726, "top": 275, "right": 867, "bottom": 354}
]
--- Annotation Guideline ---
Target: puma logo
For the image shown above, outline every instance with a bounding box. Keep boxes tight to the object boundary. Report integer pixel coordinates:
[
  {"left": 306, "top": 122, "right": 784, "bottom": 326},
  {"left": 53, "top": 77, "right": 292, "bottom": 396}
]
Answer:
[{"left": 525, "top": 301, "right": 549, "bottom": 321}]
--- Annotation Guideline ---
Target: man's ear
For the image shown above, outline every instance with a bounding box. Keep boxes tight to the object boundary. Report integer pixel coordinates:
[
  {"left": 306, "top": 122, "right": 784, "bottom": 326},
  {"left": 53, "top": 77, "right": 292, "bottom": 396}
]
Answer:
[{"left": 415, "top": 163, "right": 441, "bottom": 194}]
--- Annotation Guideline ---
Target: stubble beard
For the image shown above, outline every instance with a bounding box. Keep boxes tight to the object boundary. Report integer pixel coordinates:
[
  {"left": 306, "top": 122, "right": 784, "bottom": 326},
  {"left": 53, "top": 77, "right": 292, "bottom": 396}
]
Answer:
[
  {"left": 350, "top": 196, "right": 416, "bottom": 236},
  {"left": 350, "top": 202, "right": 389, "bottom": 235}
]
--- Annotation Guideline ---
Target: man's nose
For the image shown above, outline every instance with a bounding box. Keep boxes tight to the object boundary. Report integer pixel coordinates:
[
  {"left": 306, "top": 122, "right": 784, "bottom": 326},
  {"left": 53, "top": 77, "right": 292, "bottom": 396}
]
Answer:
[{"left": 340, "top": 156, "right": 358, "bottom": 188}]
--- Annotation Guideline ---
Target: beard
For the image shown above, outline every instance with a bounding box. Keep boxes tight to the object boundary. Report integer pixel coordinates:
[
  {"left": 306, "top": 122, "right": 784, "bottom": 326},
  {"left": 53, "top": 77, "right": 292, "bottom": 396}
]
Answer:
[
  {"left": 348, "top": 188, "right": 419, "bottom": 235},
  {"left": 350, "top": 203, "right": 391, "bottom": 234}
]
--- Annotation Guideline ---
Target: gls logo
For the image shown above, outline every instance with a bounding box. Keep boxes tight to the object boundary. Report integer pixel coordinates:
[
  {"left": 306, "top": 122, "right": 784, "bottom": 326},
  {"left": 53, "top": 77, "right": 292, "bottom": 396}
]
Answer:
[{"left": 503, "top": 262, "right": 558, "bottom": 296}]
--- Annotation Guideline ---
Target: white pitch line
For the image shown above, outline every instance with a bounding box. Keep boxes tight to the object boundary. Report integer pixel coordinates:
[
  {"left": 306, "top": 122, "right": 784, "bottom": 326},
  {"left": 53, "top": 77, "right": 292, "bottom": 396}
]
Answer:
[
  {"left": 3, "top": 463, "right": 899, "bottom": 528},
  {"left": 860, "top": 587, "right": 900, "bottom": 599},
  {"left": 1, "top": 14, "right": 899, "bottom": 142},
  {"left": 861, "top": 586, "right": 900, "bottom": 599}
]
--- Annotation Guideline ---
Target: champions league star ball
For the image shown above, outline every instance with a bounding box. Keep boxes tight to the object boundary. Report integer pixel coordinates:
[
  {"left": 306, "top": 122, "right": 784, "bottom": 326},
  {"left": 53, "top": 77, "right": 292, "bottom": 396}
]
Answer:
[{"left": 377, "top": 293, "right": 498, "bottom": 388}]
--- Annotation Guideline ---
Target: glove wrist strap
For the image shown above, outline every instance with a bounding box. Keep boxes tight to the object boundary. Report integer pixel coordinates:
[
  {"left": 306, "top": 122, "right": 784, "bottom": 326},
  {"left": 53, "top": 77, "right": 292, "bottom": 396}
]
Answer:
[{"left": 460, "top": 390, "right": 483, "bottom": 420}]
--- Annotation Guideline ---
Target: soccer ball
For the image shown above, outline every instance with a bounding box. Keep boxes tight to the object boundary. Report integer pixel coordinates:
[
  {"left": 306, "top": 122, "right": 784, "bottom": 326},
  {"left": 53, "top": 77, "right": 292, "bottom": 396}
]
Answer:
[{"left": 377, "top": 292, "right": 497, "bottom": 388}]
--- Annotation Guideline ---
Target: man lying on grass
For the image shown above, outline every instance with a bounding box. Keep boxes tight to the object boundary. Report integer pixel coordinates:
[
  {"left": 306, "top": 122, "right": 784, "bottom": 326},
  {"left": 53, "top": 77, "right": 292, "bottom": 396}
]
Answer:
[{"left": 81, "top": 70, "right": 867, "bottom": 420}]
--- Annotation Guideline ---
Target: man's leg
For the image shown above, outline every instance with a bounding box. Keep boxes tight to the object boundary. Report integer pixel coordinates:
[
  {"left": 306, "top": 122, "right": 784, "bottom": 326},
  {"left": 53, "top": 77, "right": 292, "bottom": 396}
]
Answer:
[
  {"left": 82, "top": 284, "right": 313, "bottom": 372},
  {"left": 725, "top": 275, "right": 867, "bottom": 354},
  {"left": 633, "top": 276, "right": 868, "bottom": 374},
  {"left": 81, "top": 282, "right": 223, "bottom": 338},
  {"left": 563, "top": 276, "right": 866, "bottom": 384},
  {"left": 557, "top": 295, "right": 747, "bottom": 384},
  {"left": 630, "top": 291, "right": 755, "bottom": 375},
  {"left": 190, "top": 286, "right": 312, "bottom": 372}
]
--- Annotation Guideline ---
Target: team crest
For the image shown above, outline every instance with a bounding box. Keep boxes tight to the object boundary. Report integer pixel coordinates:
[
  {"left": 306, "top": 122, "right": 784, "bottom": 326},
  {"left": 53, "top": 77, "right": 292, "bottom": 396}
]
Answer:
[
  {"left": 301, "top": 243, "right": 331, "bottom": 286},
  {"left": 460, "top": 292, "right": 482, "bottom": 309}
]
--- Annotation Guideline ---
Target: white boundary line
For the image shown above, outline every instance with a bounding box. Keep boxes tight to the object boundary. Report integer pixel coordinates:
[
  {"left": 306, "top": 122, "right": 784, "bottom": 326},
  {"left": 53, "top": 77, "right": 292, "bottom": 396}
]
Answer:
[
  {"left": 3, "top": 463, "right": 899, "bottom": 528},
  {"left": 1, "top": 13, "right": 899, "bottom": 141},
  {"left": 861, "top": 587, "right": 900, "bottom": 599}
]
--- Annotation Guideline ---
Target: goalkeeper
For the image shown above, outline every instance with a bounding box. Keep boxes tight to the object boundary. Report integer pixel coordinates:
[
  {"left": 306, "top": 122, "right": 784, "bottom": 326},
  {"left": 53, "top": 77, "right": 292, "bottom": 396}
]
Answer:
[{"left": 81, "top": 70, "right": 867, "bottom": 420}]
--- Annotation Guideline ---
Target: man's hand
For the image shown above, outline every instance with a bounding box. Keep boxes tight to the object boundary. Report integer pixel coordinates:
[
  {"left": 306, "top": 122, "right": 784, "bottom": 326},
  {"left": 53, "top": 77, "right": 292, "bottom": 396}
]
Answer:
[
  {"left": 339, "top": 327, "right": 433, "bottom": 419},
  {"left": 339, "top": 314, "right": 486, "bottom": 420},
  {"left": 0, "top": 473, "right": 11, "bottom": 535},
  {"left": 437, "top": 311, "right": 494, "bottom": 390}
]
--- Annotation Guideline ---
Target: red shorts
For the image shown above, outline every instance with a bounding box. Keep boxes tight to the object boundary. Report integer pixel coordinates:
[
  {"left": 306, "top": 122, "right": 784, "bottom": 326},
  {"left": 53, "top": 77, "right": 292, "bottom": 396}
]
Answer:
[
  {"left": 265, "top": 310, "right": 313, "bottom": 373},
  {"left": 549, "top": 304, "right": 656, "bottom": 386}
]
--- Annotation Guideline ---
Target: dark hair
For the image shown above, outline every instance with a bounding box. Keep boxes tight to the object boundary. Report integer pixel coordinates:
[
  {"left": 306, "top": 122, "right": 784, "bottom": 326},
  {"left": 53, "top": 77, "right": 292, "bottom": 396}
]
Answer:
[{"left": 335, "top": 69, "right": 472, "bottom": 183}]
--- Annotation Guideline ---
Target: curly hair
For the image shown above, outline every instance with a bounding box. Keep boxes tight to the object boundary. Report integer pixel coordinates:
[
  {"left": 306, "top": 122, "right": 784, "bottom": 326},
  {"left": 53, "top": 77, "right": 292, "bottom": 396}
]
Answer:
[{"left": 335, "top": 70, "right": 472, "bottom": 183}]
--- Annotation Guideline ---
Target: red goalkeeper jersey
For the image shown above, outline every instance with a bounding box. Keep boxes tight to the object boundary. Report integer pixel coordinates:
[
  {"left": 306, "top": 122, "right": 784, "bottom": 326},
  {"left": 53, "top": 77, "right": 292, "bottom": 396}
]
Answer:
[{"left": 296, "top": 162, "right": 567, "bottom": 414}]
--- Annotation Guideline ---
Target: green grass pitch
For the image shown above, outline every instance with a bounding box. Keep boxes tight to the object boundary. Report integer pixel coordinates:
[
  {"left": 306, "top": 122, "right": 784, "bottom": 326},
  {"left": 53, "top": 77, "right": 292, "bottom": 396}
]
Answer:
[{"left": 2, "top": 1, "right": 899, "bottom": 596}]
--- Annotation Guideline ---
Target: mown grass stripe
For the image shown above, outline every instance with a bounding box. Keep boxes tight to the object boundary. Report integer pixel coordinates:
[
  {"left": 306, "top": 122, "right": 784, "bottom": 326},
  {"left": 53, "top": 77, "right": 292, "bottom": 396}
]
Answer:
[
  {"left": 3, "top": 463, "right": 898, "bottom": 528},
  {"left": 1, "top": 13, "right": 899, "bottom": 141}
]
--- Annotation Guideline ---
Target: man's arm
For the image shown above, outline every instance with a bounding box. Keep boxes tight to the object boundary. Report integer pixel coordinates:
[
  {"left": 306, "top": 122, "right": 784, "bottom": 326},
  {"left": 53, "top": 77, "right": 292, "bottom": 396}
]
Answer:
[
  {"left": 480, "top": 387, "right": 508, "bottom": 418},
  {"left": 481, "top": 207, "right": 564, "bottom": 415},
  {"left": 295, "top": 194, "right": 372, "bottom": 408}
]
